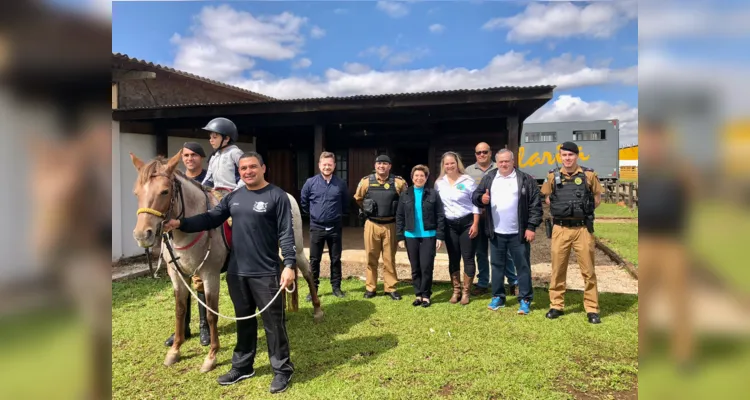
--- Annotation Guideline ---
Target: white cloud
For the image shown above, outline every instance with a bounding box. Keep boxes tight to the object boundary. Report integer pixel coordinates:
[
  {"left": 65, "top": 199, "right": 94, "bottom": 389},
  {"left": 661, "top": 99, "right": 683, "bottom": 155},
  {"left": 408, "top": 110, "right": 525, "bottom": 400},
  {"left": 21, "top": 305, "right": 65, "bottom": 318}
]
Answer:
[
  {"left": 170, "top": 33, "right": 256, "bottom": 82},
  {"left": 343, "top": 62, "right": 372, "bottom": 74},
  {"left": 359, "top": 45, "right": 429, "bottom": 67},
  {"left": 483, "top": 0, "right": 637, "bottom": 43},
  {"left": 310, "top": 25, "right": 326, "bottom": 39},
  {"left": 527, "top": 95, "right": 638, "bottom": 145},
  {"left": 359, "top": 45, "right": 393, "bottom": 60},
  {"left": 386, "top": 48, "right": 429, "bottom": 67},
  {"left": 333, "top": 8, "right": 348, "bottom": 15},
  {"left": 292, "top": 58, "right": 312, "bottom": 69},
  {"left": 170, "top": 5, "right": 312, "bottom": 80},
  {"left": 429, "top": 24, "right": 445, "bottom": 34},
  {"left": 227, "top": 50, "right": 636, "bottom": 101},
  {"left": 376, "top": 1, "right": 409, "bottom": 18},
  {"left": 639, "top": 3, "right": 750, "bottom": 40}
]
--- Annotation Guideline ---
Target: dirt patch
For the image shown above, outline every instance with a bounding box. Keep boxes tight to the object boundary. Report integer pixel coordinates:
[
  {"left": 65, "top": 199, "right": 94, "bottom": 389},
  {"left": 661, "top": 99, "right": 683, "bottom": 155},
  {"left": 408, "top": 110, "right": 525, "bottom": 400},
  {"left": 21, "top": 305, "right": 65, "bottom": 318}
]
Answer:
[
  {"left": 563, "top": 382, "right": 638, "bottom": 400},
  {"left": 113, "top": 222, "right": 638, "bottom": 294},
  {"left": 438, "top": 384, "right": 454, "bottom": 397}
]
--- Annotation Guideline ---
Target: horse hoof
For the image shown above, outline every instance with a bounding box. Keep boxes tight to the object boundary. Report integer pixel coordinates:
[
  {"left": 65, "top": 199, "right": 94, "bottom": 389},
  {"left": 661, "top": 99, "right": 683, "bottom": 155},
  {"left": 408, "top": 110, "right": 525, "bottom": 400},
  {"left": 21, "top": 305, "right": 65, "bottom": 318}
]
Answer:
[
  {"left": 200, "top": 358, "right": 217, "bottom": 373},
  {"left": 164, "top": 350, "right": 180, "bottom": 366},
  {"left": 313, "top": 311, "right": 325, "bottom": 324}
]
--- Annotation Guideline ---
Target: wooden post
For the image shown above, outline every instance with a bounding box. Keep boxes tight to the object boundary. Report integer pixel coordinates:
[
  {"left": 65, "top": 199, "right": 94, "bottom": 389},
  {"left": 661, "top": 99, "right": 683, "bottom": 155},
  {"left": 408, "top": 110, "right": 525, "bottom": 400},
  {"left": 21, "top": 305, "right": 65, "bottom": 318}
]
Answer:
[
  {"left": 628, "top": 182, "right": 634, "bottom": 208},
  {"left": 506, "top": 115, "right": 519, "bottom": 166},
  {"left": 314, "top": 124, "right": 324, "bottom": 162}
]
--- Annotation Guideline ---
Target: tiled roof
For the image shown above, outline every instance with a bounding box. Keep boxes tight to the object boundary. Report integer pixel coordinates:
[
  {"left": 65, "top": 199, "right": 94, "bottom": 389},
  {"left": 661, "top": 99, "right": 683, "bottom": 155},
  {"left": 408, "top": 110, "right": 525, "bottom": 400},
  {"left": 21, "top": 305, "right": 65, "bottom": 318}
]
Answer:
[
  {"left": 115, "top": 85, "right": 556, "bottom": 110},
  {"left": 112, "top": 52, "right": 275, "bottom": 101}
]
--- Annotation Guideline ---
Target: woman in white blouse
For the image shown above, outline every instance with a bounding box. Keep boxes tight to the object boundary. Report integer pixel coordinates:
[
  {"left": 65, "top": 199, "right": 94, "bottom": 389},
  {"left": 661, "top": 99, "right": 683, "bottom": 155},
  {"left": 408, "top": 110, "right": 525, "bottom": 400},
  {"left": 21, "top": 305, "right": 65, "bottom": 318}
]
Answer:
[{"left": 434, "top": 151, "right": 480, "bottom": 305}]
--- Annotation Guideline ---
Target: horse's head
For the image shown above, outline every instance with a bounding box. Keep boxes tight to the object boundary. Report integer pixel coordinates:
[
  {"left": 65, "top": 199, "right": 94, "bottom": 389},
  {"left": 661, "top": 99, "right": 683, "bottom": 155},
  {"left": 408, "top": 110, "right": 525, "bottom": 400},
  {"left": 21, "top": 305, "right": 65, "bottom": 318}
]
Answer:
[{"left": 130, "top": 149, "right": 182, "bottom": 248}]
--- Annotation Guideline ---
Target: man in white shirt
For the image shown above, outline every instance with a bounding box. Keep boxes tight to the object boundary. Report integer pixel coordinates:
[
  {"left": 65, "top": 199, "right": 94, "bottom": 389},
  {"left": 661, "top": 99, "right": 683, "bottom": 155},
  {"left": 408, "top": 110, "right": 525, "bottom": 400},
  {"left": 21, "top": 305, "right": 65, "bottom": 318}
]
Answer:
[
  {"left": 465, "top": 142, "right": 517, "bottom": 296},
  {"left": 472, "top": 149, "right": 542, "bottom": 314}
]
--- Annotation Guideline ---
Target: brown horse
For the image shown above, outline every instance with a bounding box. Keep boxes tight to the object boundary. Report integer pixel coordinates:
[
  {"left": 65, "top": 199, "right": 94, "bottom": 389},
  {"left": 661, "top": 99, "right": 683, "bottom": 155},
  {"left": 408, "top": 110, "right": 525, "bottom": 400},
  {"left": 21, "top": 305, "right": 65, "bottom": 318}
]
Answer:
[{"left": 130, "top": 150, "right": 323, "bottom": 373}]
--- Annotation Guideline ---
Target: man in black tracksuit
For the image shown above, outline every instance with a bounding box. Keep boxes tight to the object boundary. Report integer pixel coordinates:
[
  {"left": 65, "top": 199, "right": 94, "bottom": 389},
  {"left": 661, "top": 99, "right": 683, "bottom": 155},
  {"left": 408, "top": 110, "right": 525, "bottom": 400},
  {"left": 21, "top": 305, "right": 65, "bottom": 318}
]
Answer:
[{"left": 164, "top": 151, "right": 296, "bottom": 394}]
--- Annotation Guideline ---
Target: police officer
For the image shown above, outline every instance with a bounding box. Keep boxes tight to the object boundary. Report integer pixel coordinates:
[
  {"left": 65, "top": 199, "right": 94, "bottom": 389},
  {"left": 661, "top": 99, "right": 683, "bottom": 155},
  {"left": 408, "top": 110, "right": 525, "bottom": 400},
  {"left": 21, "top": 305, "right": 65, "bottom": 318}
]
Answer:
[
  {"left": 354, "top": 155, "right": 408, "bottom": 300},
  {"left": 541, "top": 141, "right": 603, "bottom": 324}
]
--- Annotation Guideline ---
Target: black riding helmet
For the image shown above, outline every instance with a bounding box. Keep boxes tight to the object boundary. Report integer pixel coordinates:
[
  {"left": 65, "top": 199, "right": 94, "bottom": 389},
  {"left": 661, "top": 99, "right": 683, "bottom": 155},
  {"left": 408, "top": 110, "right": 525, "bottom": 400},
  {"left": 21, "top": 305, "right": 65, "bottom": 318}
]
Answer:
[{"left": 202, "top": 117, "right": 238, "bottom": 143}]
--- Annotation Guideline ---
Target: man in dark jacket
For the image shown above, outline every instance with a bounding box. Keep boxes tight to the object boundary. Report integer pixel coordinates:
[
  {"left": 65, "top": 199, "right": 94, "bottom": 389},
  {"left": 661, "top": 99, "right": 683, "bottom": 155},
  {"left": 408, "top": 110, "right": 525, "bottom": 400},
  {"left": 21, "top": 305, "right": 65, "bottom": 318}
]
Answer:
[
  {"left": 472, "top": 149, "right": 542, "bottom": 314},
  {"left": 300, "top": 151, "right": 349, "bottom": 300}
]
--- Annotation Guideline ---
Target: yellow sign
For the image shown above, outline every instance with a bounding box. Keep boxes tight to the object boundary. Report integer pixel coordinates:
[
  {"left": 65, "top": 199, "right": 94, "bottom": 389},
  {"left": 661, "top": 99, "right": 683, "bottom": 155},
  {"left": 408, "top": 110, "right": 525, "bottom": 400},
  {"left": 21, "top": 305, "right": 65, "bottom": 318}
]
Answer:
[
  {"left": 518, "top": 144, "right": 590, "bottom": 168},
  {"left": 574, "top": 177, "right": 582, "bottom": 185}
]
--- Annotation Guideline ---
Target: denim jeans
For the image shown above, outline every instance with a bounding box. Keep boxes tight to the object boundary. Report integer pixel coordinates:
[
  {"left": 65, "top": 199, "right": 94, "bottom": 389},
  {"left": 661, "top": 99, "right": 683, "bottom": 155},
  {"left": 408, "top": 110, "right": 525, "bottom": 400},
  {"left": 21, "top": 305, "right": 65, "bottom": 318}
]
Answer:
[
  {"left": 477, "top": 220, "right": 517, "bottom": 288},
  {"left": 489, "top": 233, "right": 531, "bottom": 301}
]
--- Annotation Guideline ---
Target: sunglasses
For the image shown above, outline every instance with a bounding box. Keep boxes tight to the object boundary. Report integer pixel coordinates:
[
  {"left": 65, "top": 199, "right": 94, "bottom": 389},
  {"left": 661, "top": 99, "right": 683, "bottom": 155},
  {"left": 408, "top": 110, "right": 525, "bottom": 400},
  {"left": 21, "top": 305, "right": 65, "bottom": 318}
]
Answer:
[{"left": 475, "top": 150, "right": 489, "bottom": 155}]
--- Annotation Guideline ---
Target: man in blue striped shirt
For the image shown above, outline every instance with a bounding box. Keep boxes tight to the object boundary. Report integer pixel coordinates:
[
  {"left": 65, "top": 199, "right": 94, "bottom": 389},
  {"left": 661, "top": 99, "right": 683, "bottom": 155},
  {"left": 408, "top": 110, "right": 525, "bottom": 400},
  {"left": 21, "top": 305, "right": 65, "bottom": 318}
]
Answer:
[{"left": 300, "top": 151, "right": 350, "bottom": 299}]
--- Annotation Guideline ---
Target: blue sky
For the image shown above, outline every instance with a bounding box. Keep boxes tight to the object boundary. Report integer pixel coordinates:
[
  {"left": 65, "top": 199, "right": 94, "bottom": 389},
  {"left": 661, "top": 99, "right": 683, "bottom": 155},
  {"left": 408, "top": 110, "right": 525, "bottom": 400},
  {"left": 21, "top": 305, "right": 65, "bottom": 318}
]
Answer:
[{"left": 112, "top": 1, "right": 639, "bottom": 143}]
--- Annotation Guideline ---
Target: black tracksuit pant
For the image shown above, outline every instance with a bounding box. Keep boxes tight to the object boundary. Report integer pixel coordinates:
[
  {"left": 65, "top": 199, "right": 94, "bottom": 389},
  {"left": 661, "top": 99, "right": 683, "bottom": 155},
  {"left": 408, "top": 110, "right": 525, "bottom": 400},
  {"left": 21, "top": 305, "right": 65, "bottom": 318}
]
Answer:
[
  {"left": 309, "top": 224, "right": 343, "bottom": 289},
  {"left": 405, "top": 237, "right": 436, "bottom": 299},
  {"left": 226, "top": 273, "right": 294, "bottom": 376}
]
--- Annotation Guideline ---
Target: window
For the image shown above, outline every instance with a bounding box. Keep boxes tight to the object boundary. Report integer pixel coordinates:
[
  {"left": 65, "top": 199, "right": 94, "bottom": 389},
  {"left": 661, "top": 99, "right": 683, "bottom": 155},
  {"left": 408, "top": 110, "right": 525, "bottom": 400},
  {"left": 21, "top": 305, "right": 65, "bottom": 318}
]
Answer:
[
  {"left": 334, "top": 150, "right": 348, "bottom": 184},
  {"left": 525, "top": 131, "right": 557, "bottom": 143},
  {"left": 573, "top": 129, "right": 606, "bottom": 141}
]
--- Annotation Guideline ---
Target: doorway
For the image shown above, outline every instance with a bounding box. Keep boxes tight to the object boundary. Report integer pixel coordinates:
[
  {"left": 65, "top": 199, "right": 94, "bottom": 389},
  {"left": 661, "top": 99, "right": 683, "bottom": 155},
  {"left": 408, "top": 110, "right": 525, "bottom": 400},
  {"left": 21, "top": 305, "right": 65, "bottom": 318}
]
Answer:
[{"left": 390, "top": 146, "right": 430, "bottom": 186}]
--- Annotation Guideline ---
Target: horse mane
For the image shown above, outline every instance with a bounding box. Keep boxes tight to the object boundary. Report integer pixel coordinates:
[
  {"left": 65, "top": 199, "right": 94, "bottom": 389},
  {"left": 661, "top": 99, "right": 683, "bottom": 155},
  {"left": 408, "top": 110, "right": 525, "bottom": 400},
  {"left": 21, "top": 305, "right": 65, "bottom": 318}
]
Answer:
[{"left": 135, "top": 156, "right": 210, "bottom": 193}]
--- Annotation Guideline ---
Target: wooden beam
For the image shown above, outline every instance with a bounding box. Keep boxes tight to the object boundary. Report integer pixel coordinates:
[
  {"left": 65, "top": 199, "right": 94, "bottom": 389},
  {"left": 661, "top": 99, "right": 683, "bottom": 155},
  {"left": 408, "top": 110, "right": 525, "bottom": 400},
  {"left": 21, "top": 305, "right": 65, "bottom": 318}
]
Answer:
[
  {"left": 111, "top": 82, "right": 118, "bottom": 109},
  {"left": 507, "top": 115, "right": 519, "bottom": 166},
  {"left": 314, "top": 125, "right": 324, "bottom": 162}
]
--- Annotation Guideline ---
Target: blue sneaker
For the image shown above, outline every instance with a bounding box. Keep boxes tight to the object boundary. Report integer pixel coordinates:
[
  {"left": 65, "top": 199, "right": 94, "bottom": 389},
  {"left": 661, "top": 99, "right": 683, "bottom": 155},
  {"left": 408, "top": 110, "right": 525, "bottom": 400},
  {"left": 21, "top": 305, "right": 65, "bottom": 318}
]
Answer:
[
  {"left": 518, "top": 299, "right": 531, "bottom": 315},
  {"left": 488, "top": 296, "right": 505, "bottom": 311}
]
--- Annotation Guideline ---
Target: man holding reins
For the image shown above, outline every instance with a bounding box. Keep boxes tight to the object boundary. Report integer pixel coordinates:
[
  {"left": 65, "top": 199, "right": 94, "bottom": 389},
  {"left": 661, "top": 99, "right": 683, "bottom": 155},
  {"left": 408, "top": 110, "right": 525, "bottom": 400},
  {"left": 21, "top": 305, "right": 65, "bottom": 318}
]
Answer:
[{"left": 163, "top": 151, "right": 296, "bottom": 394}]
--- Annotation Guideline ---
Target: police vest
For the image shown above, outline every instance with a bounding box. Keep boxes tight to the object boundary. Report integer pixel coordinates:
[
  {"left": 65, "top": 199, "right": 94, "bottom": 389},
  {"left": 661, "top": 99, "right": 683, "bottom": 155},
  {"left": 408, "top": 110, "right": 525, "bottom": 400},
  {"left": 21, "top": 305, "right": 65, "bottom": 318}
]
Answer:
[
  {"left": 549, "top": 167, "right": 595, "bottom": 219},
  {"left": 363, "top": 174, "right": 400, "bottom": 219}
]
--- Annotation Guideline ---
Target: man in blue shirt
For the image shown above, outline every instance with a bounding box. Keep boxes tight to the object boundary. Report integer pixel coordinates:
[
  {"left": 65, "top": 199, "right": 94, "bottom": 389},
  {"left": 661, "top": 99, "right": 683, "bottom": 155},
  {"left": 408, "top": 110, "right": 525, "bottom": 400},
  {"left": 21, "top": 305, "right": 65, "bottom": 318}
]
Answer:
[{"left": 300, "top": 151, "right": 350, "bottom": 299}]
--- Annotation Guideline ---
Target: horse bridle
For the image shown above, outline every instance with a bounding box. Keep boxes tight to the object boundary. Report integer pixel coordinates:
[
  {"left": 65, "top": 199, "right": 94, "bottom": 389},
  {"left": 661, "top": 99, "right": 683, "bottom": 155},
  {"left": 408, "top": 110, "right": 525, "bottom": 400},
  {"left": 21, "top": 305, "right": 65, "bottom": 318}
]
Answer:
[{"left": 136, "top": 174, "right": 193, "bottom": 277}]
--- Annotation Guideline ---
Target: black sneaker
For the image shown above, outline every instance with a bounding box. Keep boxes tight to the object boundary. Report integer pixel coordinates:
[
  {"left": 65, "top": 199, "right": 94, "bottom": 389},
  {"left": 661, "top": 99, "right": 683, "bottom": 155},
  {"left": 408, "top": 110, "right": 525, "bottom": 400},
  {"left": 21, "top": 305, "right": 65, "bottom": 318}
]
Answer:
[
  {"left": 587, "top": 312, "right": 602, "bottom": 324},
  {"left": 545, "top": 308, "right": 564, "bottom": 319},
  {"left": 305, "top": 293, "right": 312, "bottom": 302},
  {"left": 217, "top": 367, "right": 255, "bottom": 386},
  {"left": 269, "top": 373, "right": 293, "bottom": 393},
  {"left": 332, "top": 287, "right": 345, "bottom": 298},
  {"left": 363, "top": 291, "right": 376, "bottom": 299}
]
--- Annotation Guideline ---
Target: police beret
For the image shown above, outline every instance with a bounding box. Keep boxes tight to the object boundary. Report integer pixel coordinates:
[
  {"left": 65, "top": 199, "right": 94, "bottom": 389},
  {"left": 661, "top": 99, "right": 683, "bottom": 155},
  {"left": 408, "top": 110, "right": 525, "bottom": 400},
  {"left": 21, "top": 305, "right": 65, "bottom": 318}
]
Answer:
[
  {"left": 560, "top": 141, "right": 580, "bottom": 154},
  {"left": 375, "top": 155, "right": 392, "bottom": 164},
  {"left": 183, "top": 142, "right": 206, "bottom": 158}
]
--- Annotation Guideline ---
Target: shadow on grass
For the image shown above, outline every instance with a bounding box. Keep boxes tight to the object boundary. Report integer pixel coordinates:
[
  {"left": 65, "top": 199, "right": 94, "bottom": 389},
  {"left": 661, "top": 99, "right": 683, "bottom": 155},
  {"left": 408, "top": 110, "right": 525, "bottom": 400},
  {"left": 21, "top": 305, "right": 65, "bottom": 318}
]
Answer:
[{"left": 217, "top": 299, "right": 397, "bottom": 385}]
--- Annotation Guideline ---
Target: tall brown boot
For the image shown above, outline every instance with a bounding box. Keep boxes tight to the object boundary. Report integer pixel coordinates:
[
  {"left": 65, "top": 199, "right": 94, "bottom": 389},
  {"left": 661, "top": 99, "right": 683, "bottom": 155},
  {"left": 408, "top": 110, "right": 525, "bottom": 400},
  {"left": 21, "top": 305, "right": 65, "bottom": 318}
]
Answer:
[
  {"left": 460, "top": 273, "right": 472, "bottom": 305},
  {"left": 449, "top": 272, "right": 461, "bottom": 304}
]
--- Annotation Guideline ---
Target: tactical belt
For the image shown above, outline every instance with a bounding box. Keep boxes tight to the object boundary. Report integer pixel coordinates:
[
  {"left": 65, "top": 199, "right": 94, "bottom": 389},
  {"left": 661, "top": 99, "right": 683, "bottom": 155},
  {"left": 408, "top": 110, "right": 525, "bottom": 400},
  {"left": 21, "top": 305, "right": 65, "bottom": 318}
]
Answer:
[
  {"left": 368, "top": 217, "right": 396, "bottom": 224},
  {"left": 553, "top": 219, "right": 587, "bottom": 227}
]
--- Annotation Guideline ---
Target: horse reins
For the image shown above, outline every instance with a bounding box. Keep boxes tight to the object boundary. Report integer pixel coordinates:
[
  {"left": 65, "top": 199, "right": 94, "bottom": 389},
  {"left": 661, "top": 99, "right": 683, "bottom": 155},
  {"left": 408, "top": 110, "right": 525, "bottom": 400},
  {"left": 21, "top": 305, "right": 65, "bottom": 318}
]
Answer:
[{"left": 136, "top": 173, "right": 293, "bottom": 321}]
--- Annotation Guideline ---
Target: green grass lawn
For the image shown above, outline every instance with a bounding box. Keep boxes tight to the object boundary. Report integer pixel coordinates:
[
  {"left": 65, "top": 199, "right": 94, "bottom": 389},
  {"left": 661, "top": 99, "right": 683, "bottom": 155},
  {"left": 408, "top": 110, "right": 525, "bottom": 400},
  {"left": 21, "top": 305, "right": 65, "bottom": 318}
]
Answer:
[
  {"left": 596, "top": 203, "right": 638, "bottom": 219},
  {"left": 113, "top": 277, "right": 638, "bottom": 399},
  {"left": 689, "top": 201, "right": 750, "bottom": 293},
  {"left": 0, "top": 310, "right": 89, "bottom": 399},
  {"left": 595, "top": 221, "right": 639, "bottom": 266}
]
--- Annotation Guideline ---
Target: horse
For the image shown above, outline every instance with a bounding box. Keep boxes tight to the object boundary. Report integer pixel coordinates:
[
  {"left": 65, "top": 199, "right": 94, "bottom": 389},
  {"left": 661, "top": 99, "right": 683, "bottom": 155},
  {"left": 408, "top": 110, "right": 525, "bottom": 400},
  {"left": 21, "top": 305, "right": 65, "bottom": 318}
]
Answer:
[{"left": 129, "top": 149, "right": 323, "bottom": 373}]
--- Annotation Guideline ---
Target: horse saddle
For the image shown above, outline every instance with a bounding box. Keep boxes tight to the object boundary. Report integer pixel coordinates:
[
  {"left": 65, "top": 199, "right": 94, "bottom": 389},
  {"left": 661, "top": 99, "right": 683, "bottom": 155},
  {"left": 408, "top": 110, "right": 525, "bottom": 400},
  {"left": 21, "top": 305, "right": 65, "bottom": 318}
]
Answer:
[{"left": 209, "top": 188, "right": 233, "bottom": 250}]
